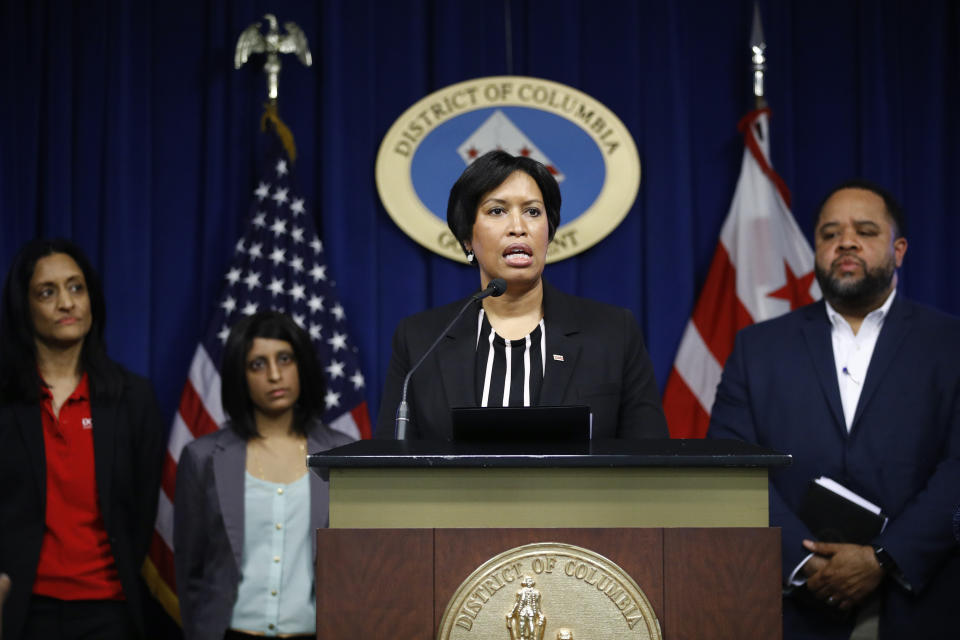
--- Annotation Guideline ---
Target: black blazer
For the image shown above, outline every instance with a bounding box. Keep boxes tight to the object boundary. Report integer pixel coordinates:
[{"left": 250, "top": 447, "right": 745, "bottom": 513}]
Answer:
[
  {"left": 376, "top": 281, "right": 668, "bottom": 439},
  {"left": 709, "top": 295, "right": 960, "bottom": 637},
  {"left": 0, "top": 370, "right": 164, "bottom": 640}
]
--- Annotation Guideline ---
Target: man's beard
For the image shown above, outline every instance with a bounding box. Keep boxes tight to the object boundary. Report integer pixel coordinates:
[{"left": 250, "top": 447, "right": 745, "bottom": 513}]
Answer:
[{"left": 815, "top": 253, "right": 896, "bottom": 310}]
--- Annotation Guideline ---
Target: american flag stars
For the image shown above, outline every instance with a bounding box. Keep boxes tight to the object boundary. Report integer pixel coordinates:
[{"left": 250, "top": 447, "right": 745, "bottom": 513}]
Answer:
[
  {"left": 349, "top": 370, "right": 364, "bottom": 390},
  {"left": 309, "top": 264, "right": 326, "bottom": 282},
  {"left": 207, "top": 144, "right": 370, "bottom": 434},
  {"left": 327, "top": 332, "right": 347, "bottom": 352},
  {"left": 270, "top": 218, "right": 288, "bottom": 237},
  {"left": 326, "top": 360, "right": 345, "bottom": 379},
  {"left": 324, "top": 389, "right": 341, "bottom": 409},
  {"left": 269, "top": 247, "right": 287, "bottom": 265},
  {"left": 268, "top": 278, "right": 285, "bottom": 297},
  {"left": 243, "top": 271, "right": 261, "bottom": 290},
  {"left": 288, "top": 283, "right": 306, "bottom": 301}
]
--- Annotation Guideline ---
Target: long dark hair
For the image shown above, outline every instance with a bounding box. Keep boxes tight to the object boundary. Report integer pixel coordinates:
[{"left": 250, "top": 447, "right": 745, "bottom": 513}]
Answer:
[
  {"left": 0, "top": 238, "right": 122, "bottom": 403},
  {"left": 220, "top": 311, "right": 325, "bottom": 439}
]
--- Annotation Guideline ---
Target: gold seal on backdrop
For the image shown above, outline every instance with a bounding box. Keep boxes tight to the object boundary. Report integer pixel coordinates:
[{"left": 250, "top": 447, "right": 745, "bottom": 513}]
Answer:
[
  {"left": 375, "top": 76, "right": 641, "bottom": 264},
  {"left": 437, "top": 543, "right": 661, "bottom": 640}
]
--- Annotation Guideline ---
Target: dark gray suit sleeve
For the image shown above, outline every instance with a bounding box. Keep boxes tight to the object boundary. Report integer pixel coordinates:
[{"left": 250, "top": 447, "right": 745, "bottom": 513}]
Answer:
[{"left": 173, "top": 444, "right": 206, "bottom": 638}]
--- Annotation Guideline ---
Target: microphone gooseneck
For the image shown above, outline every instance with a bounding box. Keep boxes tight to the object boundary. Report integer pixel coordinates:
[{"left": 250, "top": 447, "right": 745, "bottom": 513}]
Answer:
[{"left": 394, "top": 279, "right": 508, "bottom": 439}]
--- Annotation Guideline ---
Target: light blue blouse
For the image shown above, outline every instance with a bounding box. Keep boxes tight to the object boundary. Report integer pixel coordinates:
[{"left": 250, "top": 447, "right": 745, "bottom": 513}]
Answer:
[{"left": 229, "top": 471, "right": 315, "bottom": 636}]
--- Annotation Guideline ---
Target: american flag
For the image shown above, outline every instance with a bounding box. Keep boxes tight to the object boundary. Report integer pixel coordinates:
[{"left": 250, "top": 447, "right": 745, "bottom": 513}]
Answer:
[{"left": 143, "top": 127, "right": 372, "bottom": 622}]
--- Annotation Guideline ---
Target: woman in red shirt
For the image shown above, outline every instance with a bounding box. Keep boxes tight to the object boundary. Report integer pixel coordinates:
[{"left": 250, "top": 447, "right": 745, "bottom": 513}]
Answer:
[{"left": 0, "top": 239, "right": 164, "bottom": 640}]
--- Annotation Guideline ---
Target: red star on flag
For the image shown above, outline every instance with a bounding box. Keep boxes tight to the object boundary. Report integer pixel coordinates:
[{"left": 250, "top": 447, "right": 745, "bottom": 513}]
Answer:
[
  {"left": 767, "top": 260, "right": 816, "bottom": 310},
  {"left": 467, "top": 147, "right": 479, "bottom": 158},
  {"left": 519, "top": 147, "right": 531, "bottom": 156}
]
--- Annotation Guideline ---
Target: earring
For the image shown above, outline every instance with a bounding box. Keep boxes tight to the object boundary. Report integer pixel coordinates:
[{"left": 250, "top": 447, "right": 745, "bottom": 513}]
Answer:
[{"left": 467, "top": 251, "right": 475, "bottom": 263}]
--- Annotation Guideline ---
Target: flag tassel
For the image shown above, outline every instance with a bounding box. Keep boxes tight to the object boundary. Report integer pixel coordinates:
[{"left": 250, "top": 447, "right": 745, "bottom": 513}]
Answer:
[{"left": 261, "top": 102, "right": 297, "bottom": 162}]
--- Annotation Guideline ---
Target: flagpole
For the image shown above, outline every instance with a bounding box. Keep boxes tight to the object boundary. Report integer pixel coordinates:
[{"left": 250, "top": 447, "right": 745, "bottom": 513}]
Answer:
[
  {"left": 235, "top": 13, "right": 313, "bottom": 161},
  {"left": 750, "top": 2, "right": 768, "bottom": 110}
]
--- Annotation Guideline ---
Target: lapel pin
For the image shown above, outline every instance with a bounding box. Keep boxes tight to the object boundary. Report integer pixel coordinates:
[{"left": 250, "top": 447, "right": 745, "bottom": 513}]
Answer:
[{"left": 553, "top": 354, "right": 564, "bottom": 362}]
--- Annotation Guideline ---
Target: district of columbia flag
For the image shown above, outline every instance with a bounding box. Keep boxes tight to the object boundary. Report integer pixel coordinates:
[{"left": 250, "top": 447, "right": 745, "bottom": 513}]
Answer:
[
  {"left": 662, "top": 108, "right": 820, "bottom": 438},
  {"left": 143, "top": 109, "right": 372, "bottom": 623}
]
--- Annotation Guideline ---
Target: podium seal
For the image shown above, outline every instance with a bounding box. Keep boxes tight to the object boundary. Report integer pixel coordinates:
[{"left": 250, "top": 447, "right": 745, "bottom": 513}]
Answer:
[{"left": 438, "top": 542, "right": 661, "bottom": 640}]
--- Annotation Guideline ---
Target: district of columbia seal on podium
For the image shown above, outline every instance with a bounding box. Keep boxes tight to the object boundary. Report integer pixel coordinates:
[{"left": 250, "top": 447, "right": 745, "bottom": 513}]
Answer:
[{"left": 438, "top": 542, "right": 661, "bottom": 640}]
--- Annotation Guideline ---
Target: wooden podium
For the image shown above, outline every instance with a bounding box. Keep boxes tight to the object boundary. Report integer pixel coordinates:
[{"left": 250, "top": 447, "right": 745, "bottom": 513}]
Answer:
[{"left": 308, "top": 439, "right": 790, "bottom": 639}]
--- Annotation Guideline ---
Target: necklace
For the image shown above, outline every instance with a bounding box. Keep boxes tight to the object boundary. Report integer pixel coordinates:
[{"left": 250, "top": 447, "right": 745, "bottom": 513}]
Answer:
[{"left": 250, "top": 438, "right": 307, "bottom": 481}]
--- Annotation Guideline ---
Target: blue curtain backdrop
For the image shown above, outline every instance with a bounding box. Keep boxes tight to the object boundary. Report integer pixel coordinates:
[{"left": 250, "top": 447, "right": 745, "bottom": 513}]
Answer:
[{"left": 2, "top": 0, "right": 958, "bottom": 432}]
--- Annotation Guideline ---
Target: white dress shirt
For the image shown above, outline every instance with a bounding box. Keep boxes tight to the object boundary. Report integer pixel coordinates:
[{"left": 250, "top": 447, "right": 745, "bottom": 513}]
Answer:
[{"left": 826, "top": 289, "right": 896, "bottom": 431}]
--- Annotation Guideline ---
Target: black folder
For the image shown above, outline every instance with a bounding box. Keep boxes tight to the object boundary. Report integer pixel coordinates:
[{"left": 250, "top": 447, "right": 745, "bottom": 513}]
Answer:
[
  {"left": 797, "top": 477, "right": 887, "bottom": 545},
  {"left": 792, "top": 477, "right": 889, "bottom": 620}
]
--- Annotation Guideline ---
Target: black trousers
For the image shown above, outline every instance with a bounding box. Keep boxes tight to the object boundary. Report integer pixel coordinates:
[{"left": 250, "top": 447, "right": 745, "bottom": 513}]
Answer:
[{"left": 21, "top": 595, "right": 134, "bottom": 640}]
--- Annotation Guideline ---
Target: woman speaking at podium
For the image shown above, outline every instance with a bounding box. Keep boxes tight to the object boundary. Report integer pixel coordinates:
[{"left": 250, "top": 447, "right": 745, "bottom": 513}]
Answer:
[{"left": 376, "top": 151, "right": 668, "bottom": 440}]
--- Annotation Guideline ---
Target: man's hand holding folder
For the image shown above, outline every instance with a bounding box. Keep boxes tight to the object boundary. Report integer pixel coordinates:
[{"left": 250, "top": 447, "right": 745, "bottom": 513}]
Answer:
[
  {"left": 794, "top": 477, "right": 891, "bottom": 614},
  {"left": 801, "top": 539, "right": 885, "bottom": 611}
]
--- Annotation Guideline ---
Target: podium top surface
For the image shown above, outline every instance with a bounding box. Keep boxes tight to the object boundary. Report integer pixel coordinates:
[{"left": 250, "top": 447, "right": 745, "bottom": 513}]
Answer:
[{"left": 307, "top": 438, "right": 790, "bottom": 470}]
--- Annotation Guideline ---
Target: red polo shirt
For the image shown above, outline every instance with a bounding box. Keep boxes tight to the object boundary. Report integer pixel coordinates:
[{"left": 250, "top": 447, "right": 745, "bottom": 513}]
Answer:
[{"left": 33, "top": 374, "right": 124, "bottom": 600}]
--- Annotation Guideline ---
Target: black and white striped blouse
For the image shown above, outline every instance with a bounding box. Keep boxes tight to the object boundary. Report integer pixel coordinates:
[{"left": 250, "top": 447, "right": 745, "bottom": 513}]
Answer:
[{"left": 474, "top": 309, "right": 545, "bottom": 407}]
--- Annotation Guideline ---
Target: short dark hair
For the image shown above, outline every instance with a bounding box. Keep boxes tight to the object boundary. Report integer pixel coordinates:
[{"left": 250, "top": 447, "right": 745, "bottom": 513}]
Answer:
[
  {"left": 815, "top": 179, "right": 906, "bottom": 239},
  {"left": 220, "top": 311, "right": 325, "bottom": 439},
  {"left": 0, "top": 238, "right": 121, "bottom": 404},
  {"left": 447, "top": 150, "right": 562, "bottom": 260}
]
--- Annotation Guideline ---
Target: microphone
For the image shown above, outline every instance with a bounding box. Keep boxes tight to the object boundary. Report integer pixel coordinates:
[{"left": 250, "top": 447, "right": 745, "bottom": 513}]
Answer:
[
  {"left": 395, "top": 278, "right": 507, "bottom": 439},
  {"left": 480, "top": 278, "right": 508, "bottom": 299}
]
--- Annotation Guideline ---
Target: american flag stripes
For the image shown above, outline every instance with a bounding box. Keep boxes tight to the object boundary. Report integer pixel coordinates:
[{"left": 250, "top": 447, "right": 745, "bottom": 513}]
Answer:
[
  {"left": 662, "top": 108, "right": 820, "bottom": 438},
  {"left": 143, "top": 127, "right": 371, "bottom": 621}
]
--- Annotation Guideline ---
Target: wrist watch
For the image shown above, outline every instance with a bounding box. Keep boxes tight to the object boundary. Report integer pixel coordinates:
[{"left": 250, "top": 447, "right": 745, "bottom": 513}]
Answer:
[{"left": 872, "top": 544, "right": 894, "bottom": 571}]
